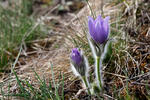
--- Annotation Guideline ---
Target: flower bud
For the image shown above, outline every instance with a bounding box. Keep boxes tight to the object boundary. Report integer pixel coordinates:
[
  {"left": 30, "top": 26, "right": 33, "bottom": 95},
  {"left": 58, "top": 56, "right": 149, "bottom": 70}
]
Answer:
[{"left": 70, "top": 48, "right": 88, "bottom": 76}]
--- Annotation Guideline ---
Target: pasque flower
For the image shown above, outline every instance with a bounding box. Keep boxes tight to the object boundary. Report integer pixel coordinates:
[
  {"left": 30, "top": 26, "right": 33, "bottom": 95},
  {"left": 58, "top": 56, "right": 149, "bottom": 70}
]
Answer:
[
  {"left": 70, "top": 48, "right": 91, "bottom": 94},
  {"left": 70, "top": 48, "right": 87, "bottom": 76},
  {"left": 88, "top": 15, "right": 110, "bottom": 92},
  {"left": 88, "top": 15, "right": 110, "bottom": 44}
]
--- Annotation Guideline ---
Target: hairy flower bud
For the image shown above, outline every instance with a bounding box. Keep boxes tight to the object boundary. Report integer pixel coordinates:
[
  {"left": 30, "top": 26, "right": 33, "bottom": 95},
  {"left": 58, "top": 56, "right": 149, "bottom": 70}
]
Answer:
[{"left": 70, "top": 48, "right": 88, "bottom": 76}]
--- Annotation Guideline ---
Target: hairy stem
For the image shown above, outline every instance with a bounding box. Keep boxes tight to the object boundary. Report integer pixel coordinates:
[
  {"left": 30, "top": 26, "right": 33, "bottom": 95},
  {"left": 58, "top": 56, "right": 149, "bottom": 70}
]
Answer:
[
  {"left": 82, "top": 76, "right": 91, "bottom": 95},
  {"left": 96, "top": 56, "right": 103, "bottom": 91}
]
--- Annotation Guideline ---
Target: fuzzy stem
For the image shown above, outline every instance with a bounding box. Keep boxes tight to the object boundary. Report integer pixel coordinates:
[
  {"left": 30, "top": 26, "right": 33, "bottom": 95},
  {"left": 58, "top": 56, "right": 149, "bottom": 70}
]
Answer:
[
  {"left": 96, "top": 56, "right": 103, "bottom": 91},
  {"left": 82, "top": 76, "right": 91, "bottom": 95}
]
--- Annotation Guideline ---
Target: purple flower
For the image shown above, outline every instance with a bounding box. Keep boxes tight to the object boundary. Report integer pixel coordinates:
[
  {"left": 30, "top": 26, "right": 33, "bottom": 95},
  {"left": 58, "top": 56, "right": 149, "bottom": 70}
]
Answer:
[
  {"left": 71, "top": 48, "right": 82, "bottom": 65},
  {"left": 88, "top": 15, "right": 110, "bottom": 44}
]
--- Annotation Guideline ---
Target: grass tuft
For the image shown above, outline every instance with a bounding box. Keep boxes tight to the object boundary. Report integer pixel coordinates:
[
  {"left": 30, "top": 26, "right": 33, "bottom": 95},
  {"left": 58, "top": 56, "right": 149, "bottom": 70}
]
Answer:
[
  {"left": 0, "top": 0, "right": 46, "bottom": 70},
  {"left": 1, "top": 66, "right": 64, "bottom": 100}
]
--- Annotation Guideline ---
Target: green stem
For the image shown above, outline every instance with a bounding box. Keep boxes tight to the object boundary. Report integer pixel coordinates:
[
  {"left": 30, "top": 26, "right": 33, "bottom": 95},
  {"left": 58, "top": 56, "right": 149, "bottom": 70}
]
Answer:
[
  {"left": 82, "top": 76, "right": 91, "bottom": 95},
  {"left": 96, "top": 56, "right": 103, "bottom": 91}
]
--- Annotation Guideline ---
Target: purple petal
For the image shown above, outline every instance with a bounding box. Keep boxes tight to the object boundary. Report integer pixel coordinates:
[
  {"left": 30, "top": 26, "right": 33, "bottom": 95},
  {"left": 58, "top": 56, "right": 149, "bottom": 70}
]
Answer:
[
  {"left": 95, "top": 21, "right": 107, "bottom": 44},
  {"left": 95, "top": 15, "right": 103, "bottom": 23},
  {"left": 103, "top": 16, "right": 110, "bottom": 37},
  {"left": 71, "top": 48, "right": 82, "bottom": 65},
  {"left": 88, "top": 16, "right": 95, "bottom": 37}
]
